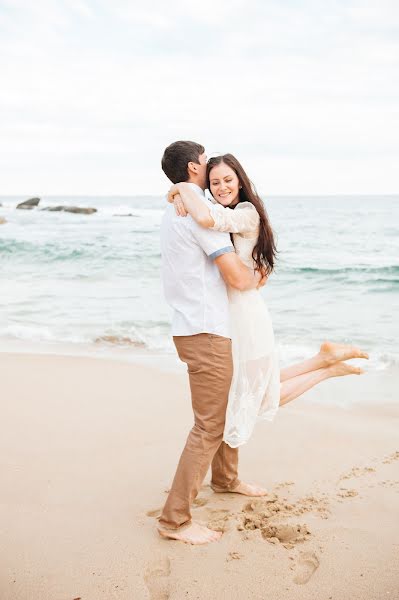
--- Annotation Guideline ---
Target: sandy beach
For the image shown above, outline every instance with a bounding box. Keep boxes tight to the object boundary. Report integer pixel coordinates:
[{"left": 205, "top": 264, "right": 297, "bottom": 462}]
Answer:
[{"left": 1, "top": 351, "right": 398, "bottom": 600}]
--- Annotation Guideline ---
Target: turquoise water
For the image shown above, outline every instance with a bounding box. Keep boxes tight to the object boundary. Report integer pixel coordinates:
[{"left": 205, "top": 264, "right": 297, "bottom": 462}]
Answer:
[{"left": 0, "top": 195, "right": 398, "bottom": 370}]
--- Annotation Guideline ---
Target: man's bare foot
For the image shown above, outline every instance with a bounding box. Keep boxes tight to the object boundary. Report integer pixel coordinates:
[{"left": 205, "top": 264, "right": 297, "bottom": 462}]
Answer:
[
  {"left": 157, "top": 521, "right": 222, "bottom": 545},
  {"left": 320, "top": 341, "right": 369, "bottom": 365},
  {"left": 328, "top": 362, "right": 365, "bottom": 377},
  {"left": 227, "top": 482, "right": 268, "bottom": 496}
]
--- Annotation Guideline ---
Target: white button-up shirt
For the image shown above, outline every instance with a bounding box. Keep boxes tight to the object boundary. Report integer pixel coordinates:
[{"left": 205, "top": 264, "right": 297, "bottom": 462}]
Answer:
[{"left": 161, "top": 183, "right": 234, "bottom": 338}]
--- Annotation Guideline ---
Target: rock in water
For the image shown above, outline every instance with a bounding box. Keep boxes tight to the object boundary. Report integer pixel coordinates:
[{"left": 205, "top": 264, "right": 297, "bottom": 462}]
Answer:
[
  {"left": 113, "top": 213, "right": 138, "bottom": 217},
  {"left": 64, "top": 206, "right": 97, "bottom": 214},
  {"left": 42, "top": 205, "right": 97, "bottom": 214},
  {"left": 16, "top": 197, "right": 40, "bottom": 209}
]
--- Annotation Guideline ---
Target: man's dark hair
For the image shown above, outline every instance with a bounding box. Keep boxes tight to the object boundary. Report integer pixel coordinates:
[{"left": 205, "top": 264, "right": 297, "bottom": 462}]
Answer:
[{"left": 161, "top": 140, "right": 205, "bottom": 184}]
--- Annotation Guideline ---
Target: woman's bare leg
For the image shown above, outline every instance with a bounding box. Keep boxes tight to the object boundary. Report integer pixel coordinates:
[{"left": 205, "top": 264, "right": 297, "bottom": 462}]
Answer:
[
  {"left": 223, "top": 350, "right": 366, "bottom": 498},
  {"left": 222, "top": 362, "right": 365, "bottom": 498},
  {"left": 280, "top": 341, "right": 369, "bottom": 382},
  {"left": 280, "top": 361, "right": 364, "bottom": 406}
]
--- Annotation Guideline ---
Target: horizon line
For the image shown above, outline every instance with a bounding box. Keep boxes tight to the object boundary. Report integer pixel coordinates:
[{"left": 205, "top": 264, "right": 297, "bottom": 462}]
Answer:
[{"left": 1, "top": 192, "right": 399, "bottom": 199}]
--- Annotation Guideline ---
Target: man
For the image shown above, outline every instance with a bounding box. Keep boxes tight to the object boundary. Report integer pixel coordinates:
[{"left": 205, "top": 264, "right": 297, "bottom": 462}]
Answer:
[{"left": 158, "top": 140, "right": 267, "bottom": 545}]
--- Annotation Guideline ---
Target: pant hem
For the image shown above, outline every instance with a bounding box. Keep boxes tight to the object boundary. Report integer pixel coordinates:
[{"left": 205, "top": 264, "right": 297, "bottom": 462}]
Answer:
[
  {"left": 210, "top": 479, "right": 241, "bottom": 493},
  {"left": 157, "top": 519, "right": 193, "bottom": 533}
]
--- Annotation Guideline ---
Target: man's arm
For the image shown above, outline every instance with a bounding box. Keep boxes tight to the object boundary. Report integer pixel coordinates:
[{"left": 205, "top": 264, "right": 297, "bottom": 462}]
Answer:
[
  {"left": 215, "top": 253, "right": 266, "bottom": 291},
  {"left": 188, "top": 216, "right": 267, "bottom": 290}
]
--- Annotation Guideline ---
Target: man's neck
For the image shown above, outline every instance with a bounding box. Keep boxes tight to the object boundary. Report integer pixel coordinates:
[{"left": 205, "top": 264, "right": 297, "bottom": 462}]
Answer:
[
  {"left": 186, "top": 181, "right": 205, "bottom": 196},
  {"left": 187, "top": 177, "right": 205, "bottom": 190}
]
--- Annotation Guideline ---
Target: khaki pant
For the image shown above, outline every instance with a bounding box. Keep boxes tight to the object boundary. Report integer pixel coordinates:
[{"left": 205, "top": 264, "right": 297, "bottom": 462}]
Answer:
[{"left": 158, "top": 333, "right": 240, "bottom": 530}]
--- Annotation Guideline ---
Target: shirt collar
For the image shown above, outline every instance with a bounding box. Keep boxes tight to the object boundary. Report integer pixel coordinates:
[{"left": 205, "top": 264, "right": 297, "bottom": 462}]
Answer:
[{"left": 187, "top": 182, "right": 205, "bottom": 197}]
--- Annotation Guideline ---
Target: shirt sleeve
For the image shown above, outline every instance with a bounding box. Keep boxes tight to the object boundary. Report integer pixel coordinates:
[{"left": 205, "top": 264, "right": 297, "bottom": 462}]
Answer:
[
  {"left": 209, "top": 201, "right": 260, "bottom": 234},
  {"left": 189, "top": 218, "right": 235, "bottom": 260}
]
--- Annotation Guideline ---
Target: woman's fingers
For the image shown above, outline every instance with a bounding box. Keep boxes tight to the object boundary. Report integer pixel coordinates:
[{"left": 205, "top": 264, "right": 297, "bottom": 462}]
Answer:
[
  {"left": 255, "top": 267, "right": 268, "bottom": 288},
  {"left": 167, "top": 184, "right": 180, "bottom": 203},
  {"left": 168, "top": 188, "right": 187, "bottom": 216},
  {"left": 173, "top": 196, "right": 188, "bottom": 217}
]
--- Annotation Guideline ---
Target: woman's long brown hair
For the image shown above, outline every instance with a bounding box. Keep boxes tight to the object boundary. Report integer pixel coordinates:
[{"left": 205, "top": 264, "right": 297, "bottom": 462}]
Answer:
[{"left": 206, "top": 154, "right": 277, "bottom": 274}]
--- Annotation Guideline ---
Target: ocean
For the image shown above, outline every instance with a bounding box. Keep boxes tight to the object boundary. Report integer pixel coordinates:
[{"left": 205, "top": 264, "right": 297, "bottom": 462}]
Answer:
[{"left": 0, "top": 194, "right": 398, "bottom": 372}]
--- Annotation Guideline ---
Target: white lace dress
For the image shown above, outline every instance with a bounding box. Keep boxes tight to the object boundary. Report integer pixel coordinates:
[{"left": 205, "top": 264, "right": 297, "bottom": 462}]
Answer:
[{"left": 210, "top": 201, "right": 280, "bottom": 448}]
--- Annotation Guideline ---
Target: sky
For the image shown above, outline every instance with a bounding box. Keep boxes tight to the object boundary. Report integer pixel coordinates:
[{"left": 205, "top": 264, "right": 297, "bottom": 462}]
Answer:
[{"left": 0, "top": 0, "right": 398, "bottom": 196}]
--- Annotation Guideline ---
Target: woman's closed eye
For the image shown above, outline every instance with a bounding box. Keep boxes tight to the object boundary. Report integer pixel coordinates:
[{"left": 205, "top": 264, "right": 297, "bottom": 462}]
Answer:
[{"left": 211, "top": 178, "right": 233, "bottom": 185}]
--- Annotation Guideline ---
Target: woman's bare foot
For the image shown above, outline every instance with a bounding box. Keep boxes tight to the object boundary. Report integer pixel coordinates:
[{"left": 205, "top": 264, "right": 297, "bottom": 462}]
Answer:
[
  {"left": 320, "top": 341, "right": 369, "bottom": 365},
  {"left": 157, "top": 521, "right": 222, "bottom": 545},
  {"left": 327, "top": 362, "right": 365, "bottom": 377},
  {"left": 227, "top": 482, "right": 268, "bottom": 496}
]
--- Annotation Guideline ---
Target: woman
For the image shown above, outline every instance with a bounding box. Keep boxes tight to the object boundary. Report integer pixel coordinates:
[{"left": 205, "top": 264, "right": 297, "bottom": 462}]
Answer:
[{"left": 168, "top": 154, "right": 368, "bottom": 448}]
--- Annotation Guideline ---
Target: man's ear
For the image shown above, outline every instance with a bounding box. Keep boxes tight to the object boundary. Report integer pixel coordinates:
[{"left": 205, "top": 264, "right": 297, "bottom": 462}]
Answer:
[{"left": 187, "top": 161, "right": 198, "bottom": 175}]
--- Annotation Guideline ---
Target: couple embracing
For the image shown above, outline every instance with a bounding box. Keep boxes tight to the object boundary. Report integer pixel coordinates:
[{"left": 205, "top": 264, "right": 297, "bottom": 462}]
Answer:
[{"left": 158, "top": 140, "right": 368, "bottom": 545}]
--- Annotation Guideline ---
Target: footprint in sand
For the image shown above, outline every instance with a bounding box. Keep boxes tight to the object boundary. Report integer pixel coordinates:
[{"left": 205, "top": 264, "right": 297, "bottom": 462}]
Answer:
[
  {"left": 207, "top": 508, "right": 232, "bottom": 532},
  {"left": 146, "top": 508, "right": 162, "bottom": 518},
  {"left": 380, "top": 480, "right": 399, "bottom": 488},
  {"left": 337, "top": 488, "right": 359, "bottom": 499},
  {"left": 340, "top": 466, "right": 376, "bottom": 481},
  {"left": 274, "top": 481, "right": 295, "bottom": 490},
  {"left": 293, "top": 551, "right": 320, "bottom": 585},
  {"left": 193, "top": 497, "right": 208, "bottom": 508},
  {"left": 144, "top": 556, "right": 171, "bottom": 600},
  {"left": 382, "top": 451, "right": 399, "bottom": 464},
  {"left": 263, "top": 523, "right": 310, "bottom": 546},
  {"left": 226, "top": 551, "right": 242, "bottom": 561}
]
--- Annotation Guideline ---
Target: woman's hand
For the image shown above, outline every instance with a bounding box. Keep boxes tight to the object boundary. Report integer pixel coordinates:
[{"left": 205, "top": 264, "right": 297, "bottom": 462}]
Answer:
[
  {"left": 167, "top": 184, "right": 181, "bottom": 203},
  {"left": 166, "top": 183, "right": 213, "bottom": 225},
  {"left": 256, "top": 267, "right": 268, "bottom": 289},
  {"left": 167, "top": 185, "right": 188, "bottom": 216},
  {"left": 172, "top": 193, "right": 188, "bottom": 217}
]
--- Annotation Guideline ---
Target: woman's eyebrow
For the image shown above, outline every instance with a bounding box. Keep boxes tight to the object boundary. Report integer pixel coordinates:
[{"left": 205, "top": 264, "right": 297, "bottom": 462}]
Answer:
[{"left": 211, "top": 176, "right": 232, "bottom": 182}]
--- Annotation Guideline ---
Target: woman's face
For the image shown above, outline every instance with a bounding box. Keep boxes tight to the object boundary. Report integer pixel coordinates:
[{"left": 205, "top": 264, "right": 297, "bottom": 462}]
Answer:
[{"left": 208, "top": 162, "right": 240, "bottom": 207}]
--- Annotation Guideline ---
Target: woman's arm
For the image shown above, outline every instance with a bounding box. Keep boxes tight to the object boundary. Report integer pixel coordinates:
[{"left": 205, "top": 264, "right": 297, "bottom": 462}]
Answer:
[
  {"left": 208, "top": 202, "right": 260, "bottom": 234},
  {"left": 168, "top": 183, "right": 215, "bottom": 228},
  {"left": 168, "top": 184, "right": 260, "bottom": 234}
]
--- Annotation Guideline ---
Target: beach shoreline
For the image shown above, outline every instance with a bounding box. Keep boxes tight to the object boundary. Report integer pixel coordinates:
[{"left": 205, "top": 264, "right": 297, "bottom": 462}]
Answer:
[
  {"left": 1, "top": 336, "right": 398, "bottom": 384},
  {"left": 1, "top": 194, "right": 398, "bottom": 376},
  {"left": 1, "top": 350, "right": 398, "bottom": 599}
]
